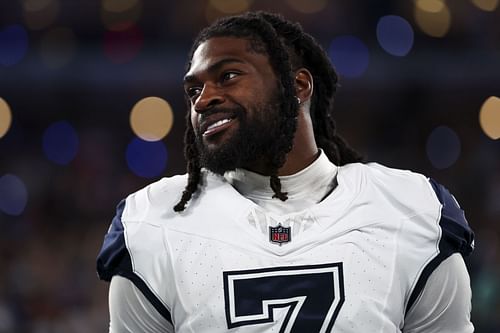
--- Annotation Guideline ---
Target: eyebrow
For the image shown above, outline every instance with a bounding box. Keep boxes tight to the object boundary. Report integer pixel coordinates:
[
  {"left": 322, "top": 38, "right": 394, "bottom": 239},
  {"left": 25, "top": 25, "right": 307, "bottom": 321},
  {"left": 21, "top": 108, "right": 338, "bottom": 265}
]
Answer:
[{"left": 183, "top": 57, "right": 246, "bottom": 84}]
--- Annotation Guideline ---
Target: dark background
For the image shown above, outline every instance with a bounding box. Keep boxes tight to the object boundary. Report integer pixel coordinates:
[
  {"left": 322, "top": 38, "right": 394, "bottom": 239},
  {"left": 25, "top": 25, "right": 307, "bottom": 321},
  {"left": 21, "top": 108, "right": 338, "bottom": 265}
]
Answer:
[{"left": 0, "top": 0, "right": 499, "bottom": 331}]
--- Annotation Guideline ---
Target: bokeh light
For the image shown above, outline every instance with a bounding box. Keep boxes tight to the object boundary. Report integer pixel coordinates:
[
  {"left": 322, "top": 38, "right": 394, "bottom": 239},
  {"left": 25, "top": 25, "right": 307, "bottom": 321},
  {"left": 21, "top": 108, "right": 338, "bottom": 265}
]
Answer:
[
  {"left": 103, "top": 25, "right": 143, "bottom": 64},
  {"left": 414, "top": 0, "right": 451, "bottom": 38},
  {"left": 130, "top": 97, "right": 174, "bottom": 142},
  {"left": 0, "top": 174, "right": 28, "bottom": 216},
  {"left": 328, "top": 35, "right": 370, "bottom": 78},
  {"left": 126, "top": 138, "right": 168, "bottom": 178},
  {"left": 376, "top": 15, "right": 414, "bottom": 56},
  {"left": 39, "top": 27, "right": 77, "bottom": 69},
  {"left": 0, "top": 24, "right": 29, "bottom": 66},
  {"left": 426, "top": 125, "right": 461, "bottom": 169},
  {"left": 101, "top": 0, "right": 143, "bottom": 31},
  {"left": 416, "top": 0, "right": 445, "bottom": 12},
  {"left": 471, "top": 0, "right": 499, "bottom": 11},
  {"left": 0, "top": 97, "right": 12, "bottom": 139},
  {"left": 22, "top": 0, "right": 59, "bottom": 30},
  {"left": 479, "top": 96, "right": 500, "bottom": 140},
  {"left": 42, "top": 120, "right": 79, "bottom": 165},
  {"left": 286, "top": 0, "right": 328, "bottom": 14}
]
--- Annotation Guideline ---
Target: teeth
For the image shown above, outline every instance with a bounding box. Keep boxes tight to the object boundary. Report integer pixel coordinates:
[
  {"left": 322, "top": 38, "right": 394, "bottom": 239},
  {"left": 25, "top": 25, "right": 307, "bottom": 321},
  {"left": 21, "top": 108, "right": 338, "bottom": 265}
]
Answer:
[{"left": 206, "top": 118, "right": 231, "bottom": 132}]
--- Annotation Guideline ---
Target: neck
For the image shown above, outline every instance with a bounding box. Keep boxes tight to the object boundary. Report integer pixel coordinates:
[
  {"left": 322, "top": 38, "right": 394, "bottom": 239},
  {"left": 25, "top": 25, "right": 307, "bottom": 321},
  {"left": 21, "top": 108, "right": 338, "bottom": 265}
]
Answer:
[
  {"left": 277, "top": 148, "right": 320, "bottom": 176},
  {"left": 224, "top": 150, "right": 338, "bottom": 215}
]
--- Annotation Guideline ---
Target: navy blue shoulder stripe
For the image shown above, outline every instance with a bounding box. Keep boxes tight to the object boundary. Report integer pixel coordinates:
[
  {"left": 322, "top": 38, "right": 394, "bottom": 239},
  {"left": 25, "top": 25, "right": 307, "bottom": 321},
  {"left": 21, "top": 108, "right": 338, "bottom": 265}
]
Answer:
[
  {"left": 97, "top": 199, "right": 127, "bottom": 282},
  {"left": 96, "top": 199, "right": 172, "bottom": 324},
  {"left": 405, "top": 178, "right": 474, "bottom": 315},
  {"left": 428, "top": 178, "right": 474, "bottom": 257}
]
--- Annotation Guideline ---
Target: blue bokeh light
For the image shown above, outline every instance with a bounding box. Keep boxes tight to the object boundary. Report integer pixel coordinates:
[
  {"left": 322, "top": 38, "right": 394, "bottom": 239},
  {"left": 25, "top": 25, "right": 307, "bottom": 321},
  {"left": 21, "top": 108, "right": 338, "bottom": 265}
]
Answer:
[
  {"left": 126, "top": 138, "right": 168, "bottom": 178},
  {"left": 0, "top": 174, "right": 28, "bottom": 216},
  {"left": 426, "top": 126, "right": 461, "bottom": 169},
  {"left": 376, "top": 15, "right": 414, "bottom": 57},
  {"left": 328, "top": 35, "right": 370, "bottom": 78},
  {"left": 0, "top": 24, "right": 29, "bottom": 66},
  {"left": 42, "top": 121, "right": 79, "bottom": 165}
]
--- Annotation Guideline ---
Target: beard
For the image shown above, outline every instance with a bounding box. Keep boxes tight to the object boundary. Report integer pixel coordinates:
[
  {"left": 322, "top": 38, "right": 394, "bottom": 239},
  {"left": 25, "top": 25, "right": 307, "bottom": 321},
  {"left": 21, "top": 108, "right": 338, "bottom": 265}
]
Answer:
[{"left": 195, "top": 93, "right": 284, "bottom": 175}]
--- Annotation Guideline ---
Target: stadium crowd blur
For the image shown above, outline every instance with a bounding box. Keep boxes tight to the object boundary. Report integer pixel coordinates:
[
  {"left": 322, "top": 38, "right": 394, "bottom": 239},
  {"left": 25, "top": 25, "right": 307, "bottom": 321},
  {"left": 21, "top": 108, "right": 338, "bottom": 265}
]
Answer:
[{"left": 0, "top": 0, "right": 499, "bottom": 332}]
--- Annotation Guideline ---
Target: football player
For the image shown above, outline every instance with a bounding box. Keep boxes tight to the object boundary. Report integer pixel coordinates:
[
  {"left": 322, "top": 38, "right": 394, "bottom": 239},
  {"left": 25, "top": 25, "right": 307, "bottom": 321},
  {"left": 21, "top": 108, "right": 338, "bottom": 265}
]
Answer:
[{"left": 97, "top": 11, "right": 474, "bottom": 332}]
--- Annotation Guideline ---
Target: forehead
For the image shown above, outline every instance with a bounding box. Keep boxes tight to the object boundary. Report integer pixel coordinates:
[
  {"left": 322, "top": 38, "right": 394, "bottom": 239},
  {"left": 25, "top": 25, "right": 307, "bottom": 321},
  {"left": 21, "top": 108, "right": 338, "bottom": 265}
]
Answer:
[{"left": 186, "top": 36, "right": 272, "bottom": 77}]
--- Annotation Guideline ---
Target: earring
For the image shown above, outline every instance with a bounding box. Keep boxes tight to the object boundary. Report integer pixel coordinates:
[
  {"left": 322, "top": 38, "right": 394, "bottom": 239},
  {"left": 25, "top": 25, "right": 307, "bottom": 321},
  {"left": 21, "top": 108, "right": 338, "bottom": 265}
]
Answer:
[{"left": 296, "top": 97, "right": 301, "bottom": 105}]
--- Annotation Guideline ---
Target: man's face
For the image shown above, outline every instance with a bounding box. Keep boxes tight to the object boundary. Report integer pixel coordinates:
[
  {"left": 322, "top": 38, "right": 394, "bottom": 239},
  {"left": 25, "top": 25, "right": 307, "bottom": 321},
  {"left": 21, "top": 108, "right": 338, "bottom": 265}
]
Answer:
[{"left": 184, "top": 37, "right": 283, "bottom": 174}]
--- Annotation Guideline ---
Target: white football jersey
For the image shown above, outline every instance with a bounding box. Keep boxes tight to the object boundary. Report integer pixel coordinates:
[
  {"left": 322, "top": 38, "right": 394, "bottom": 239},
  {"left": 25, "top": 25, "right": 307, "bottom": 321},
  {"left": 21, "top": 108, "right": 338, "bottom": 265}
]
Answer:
[{"left": 97, "top": 162, "right": 474, "bottom": 332}]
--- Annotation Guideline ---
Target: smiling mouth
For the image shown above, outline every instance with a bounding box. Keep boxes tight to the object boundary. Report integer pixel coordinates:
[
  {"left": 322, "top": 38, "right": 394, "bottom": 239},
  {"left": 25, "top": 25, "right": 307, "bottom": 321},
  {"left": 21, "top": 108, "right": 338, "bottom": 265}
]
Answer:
[{"left": 202, "top": 117, "right": 236, "bottom": 137}]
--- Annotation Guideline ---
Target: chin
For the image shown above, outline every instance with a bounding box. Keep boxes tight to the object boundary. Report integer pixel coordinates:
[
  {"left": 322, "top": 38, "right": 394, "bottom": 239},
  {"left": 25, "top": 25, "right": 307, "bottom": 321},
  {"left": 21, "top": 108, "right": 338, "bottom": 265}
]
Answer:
[
  {"left": 198, "top": 140, "right": 242, "bottom": 175},
  {"left": 196, "top": 118, "right": 275, "bottom": 175}
]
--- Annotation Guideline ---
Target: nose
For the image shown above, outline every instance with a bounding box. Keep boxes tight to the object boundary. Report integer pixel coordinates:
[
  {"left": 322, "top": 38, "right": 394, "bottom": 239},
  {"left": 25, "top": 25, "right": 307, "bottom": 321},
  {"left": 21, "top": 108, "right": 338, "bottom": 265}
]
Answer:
[{"left": 193, "top": 84, "right": 224, "bottom": 113}]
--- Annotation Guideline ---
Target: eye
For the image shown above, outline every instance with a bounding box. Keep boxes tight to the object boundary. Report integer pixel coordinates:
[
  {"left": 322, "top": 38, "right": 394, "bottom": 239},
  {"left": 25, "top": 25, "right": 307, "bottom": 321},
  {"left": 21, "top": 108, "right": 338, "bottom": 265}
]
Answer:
[
  {"left": 221, "top": 71, "right": 239, "bottom": 82},
  {"left": 186, "top": 86, "right": 202, "bottom": 99}
]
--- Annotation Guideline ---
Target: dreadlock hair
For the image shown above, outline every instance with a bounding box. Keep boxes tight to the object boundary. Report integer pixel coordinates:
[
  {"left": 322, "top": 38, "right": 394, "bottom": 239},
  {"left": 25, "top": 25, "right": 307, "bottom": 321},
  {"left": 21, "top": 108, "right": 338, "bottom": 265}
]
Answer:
[{"left": 173, "top": 11, "right": 363, "bottom": 212}]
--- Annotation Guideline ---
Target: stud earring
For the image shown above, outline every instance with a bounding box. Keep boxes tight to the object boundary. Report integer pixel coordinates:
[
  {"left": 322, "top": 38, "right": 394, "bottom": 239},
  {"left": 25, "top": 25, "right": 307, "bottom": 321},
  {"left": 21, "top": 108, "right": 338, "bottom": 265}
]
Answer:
[{"left": 296, "top": 97, "right": 301, "bottom": 105}]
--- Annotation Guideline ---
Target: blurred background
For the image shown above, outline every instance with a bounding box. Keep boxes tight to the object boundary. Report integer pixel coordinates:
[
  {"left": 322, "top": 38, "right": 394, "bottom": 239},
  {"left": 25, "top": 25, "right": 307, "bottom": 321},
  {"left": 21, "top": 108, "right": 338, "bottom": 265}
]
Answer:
[{"left": 0, "top": 0, "right": 499, "bottom": 332}]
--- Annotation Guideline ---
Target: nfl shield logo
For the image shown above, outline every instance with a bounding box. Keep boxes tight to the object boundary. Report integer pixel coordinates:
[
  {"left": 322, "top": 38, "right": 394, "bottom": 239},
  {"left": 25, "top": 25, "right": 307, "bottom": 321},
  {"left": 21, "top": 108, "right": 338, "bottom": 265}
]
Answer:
[{"left": 269, "top": 224, "right": 291, "bottom": 245}]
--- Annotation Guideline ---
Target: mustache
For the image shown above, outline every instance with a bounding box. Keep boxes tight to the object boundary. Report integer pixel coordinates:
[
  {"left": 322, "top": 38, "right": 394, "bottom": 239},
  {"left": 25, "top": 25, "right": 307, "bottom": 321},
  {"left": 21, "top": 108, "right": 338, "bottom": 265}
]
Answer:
[{"left": 198, "top": 105, "right": 245, "bottom": 125}]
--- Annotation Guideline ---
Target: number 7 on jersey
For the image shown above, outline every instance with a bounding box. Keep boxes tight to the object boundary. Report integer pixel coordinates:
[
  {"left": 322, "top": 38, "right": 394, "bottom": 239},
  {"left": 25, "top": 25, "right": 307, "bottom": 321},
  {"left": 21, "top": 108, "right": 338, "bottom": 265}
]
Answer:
[{"left": 223, "top": 262, "right": 345, "bottom": 332}]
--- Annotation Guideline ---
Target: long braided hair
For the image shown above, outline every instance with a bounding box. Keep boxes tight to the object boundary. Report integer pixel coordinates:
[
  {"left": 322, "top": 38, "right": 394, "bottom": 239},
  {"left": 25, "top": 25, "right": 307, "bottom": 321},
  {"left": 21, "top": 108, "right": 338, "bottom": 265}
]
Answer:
[{"left": 173, "top": 11, "right": 363, "bottom": 212}]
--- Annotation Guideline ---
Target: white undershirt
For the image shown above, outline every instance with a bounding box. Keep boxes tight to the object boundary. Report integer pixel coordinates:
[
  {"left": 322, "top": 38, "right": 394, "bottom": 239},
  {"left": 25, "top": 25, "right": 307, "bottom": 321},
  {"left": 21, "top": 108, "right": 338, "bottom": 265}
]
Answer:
[
  {"left": 107, "top": 151, "right": 473, "bottom": 332},
  {"left": 224, "top": 150, "right": 337, "bottom": 214}
]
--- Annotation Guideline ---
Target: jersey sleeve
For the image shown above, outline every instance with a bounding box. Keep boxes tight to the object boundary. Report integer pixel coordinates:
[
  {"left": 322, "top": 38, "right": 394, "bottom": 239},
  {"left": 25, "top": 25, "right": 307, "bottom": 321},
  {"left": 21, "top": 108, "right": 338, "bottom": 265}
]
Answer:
[
  {"left": 96, "top": 199, "right": 174, "bottom": 329},
  {"left": 405, "top": 178, "right": 475, "bottom": 324},
  {"left": 109, "top": 275, "right": 174, "bottom": 333},
  {"left": 403, "top": 253, "right": 473, "bottom": 333}
]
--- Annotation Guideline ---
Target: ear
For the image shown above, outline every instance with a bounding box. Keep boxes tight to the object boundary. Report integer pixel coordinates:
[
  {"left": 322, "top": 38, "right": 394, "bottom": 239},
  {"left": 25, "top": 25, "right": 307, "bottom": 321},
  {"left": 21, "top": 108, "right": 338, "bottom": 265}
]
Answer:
[{"left": 294, "top": 68, "right": 313, "bottom": 106}]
